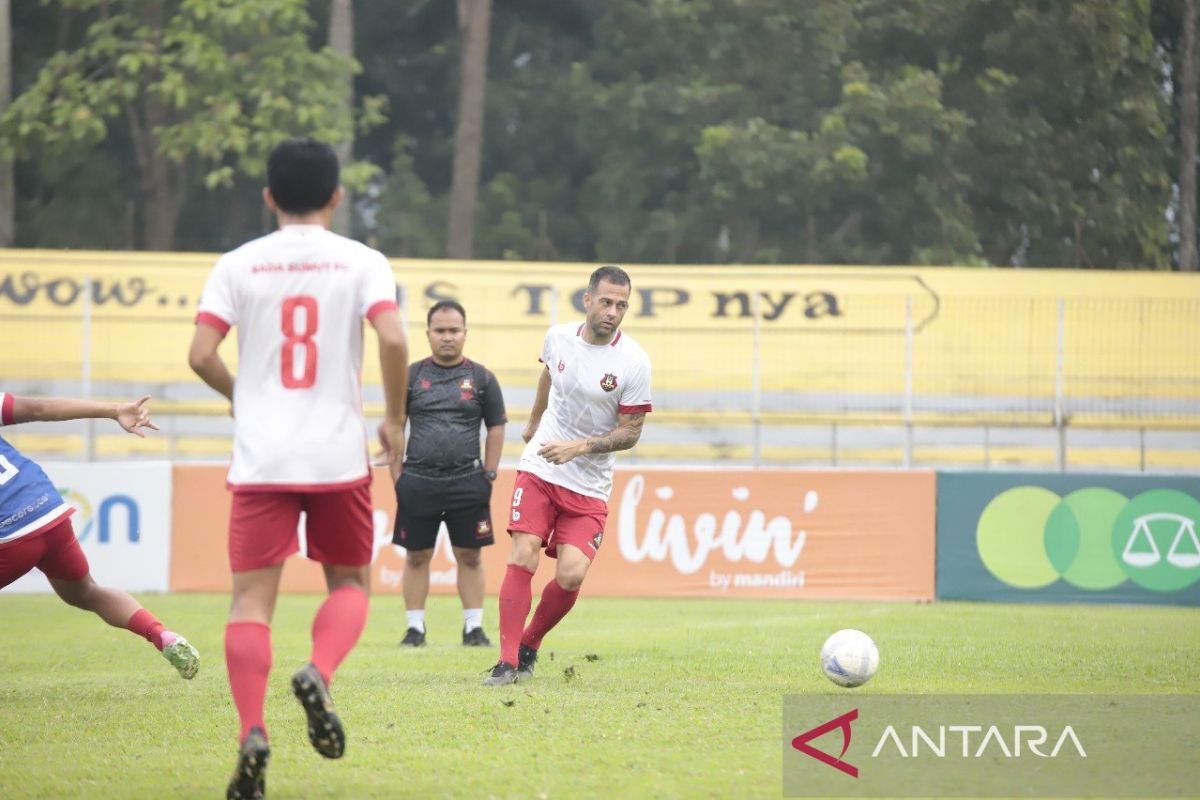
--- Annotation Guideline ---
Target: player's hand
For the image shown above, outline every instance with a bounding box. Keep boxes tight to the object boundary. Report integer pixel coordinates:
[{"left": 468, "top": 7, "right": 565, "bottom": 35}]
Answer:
[
  {"left": 376, "top": 420, "right": 406, "bottom": 483},
  {"left": 115, "top": 395, "right": 161, "bottom": 438},
  {"left": 537, "top": 438, "right": 585, "bottom": 465},
  {"left": 522, "top": 420, "right": 539, "bottom": 443}
]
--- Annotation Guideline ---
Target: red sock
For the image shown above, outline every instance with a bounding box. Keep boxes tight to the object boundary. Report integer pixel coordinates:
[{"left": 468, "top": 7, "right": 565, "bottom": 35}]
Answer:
[
  {"left": 127, "top": 608, "right": 167, "bottom": 651},
  {"left": 498, "top": 564, "right": 534, "bottom": 666},
  {"left": 226, "top": 621, "right": 272, "bottom": 743},
  {"left": 311, "top": 585, "right": 369, "bottom": 685},
  {"left": 521, "top": 579, "right": 580, "bottom": 650}
]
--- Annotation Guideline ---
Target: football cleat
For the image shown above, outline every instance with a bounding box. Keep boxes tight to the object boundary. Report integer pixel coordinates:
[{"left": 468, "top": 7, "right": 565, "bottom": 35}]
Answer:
[
  {"left": 291, "top": 663, "right": 345, "bottom": 759},
  {"left": 400, "top": 627, "right": 426, "bottom": 647},
  {"left": 516, "top": 644, "right": 538, "bottom": 679},
  {"left": 483, "top": 661, "right": 518, "bottom": 686},
  {"left": 462, "top": 626, "right": 491, "bottom": 647},
  {"left": 226, "top": 726, "right": 269, "bottom": 800},
  {"left": 161, "top": 633, "right": 200, "bottom": 680}
]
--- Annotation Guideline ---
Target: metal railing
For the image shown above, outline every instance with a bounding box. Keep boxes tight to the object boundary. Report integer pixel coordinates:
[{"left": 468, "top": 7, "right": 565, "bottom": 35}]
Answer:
[{"left": 3, "top": 283, "right": 1198, "bottom": 472}]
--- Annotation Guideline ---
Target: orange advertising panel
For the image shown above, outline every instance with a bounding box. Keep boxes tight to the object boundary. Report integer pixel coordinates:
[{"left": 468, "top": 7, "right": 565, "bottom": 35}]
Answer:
[{"left": 171, "top": 466, "right": 935, "bottom": 600}]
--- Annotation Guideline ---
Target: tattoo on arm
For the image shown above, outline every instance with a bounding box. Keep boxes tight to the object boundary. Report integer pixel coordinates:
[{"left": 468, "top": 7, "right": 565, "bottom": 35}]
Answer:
[{"left": 586, "top": 413, "right": 645, "bottom": 454}]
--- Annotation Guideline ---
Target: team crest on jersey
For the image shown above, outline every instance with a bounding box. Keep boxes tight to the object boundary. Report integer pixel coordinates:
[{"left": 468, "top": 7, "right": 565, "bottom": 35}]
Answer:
[
  {"left": 476, "top": 519, "right": 491, "bottom": 537},
  {"left": 459, "top": 377, "right": 475, "bottom": 400},
  {"left": 591, "top": 531, "right": 604, "bottom": 550},
  {"left": 600, "top": 373, "right": 618, "bottom": 392},
  {"left": 557, "top": 360, "right": 566, "bottom": 373},
  {"left": 420, "top": 379, "right": 431, "bottom": 390}
]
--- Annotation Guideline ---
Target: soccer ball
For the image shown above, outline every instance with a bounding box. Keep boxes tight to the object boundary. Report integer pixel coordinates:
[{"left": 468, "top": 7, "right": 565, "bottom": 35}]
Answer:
[{"left": 820, "top": 629, "right": 879, "bottom": 688}]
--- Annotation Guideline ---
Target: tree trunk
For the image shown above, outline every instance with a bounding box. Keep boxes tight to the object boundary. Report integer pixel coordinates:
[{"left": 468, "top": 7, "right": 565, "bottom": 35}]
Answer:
[
  {"left": 141, "top": 154, "right": 184, "bottom": 250},
  {"left": 329, "top": 0, "right": 354, "bottom": 236},
  {"left": 127, "top": 0, "right": 183, "bottom": 251},
  {"left": 1180, "top": 0, "right": 1198, "bottom": 271},
  {"left": 0, "top": 0, "right": 13, "bottom": 247},
  {"left": 446, "top": 0, "right": 492, "bottom": 260}
]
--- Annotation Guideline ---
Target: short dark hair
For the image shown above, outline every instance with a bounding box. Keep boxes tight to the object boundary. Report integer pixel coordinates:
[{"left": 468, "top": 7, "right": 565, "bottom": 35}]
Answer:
[
  {"left": 588, "top": 265, "right": 631, "bottom": 293},
  {"left": 267, "top": 138, "right": 339, "bottom": 214},
  {"left": 427, "top": 299, "right": 466, "bottom": 327}
]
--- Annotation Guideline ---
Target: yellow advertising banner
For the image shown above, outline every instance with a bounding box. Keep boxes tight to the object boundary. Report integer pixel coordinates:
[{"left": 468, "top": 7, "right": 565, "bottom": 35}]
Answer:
[
  {"left": 170, "top": 465, "right": 936, "bottom": 600},
  {"left": 2, "top": 249, "right": 1197, "bottom": 409}
]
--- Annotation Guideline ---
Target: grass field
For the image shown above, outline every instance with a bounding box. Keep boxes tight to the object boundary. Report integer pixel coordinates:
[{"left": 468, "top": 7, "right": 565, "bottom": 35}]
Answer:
[{"left": 0, "top": 593, "right": 1196, "bottom": 799}]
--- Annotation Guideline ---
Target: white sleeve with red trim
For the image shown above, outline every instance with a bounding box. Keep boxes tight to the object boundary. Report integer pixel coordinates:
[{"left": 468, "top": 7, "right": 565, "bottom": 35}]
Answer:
[
  {"left": 538, "top": 326, "right": 556, "bottom": 365},
  {"left": 0, "top": 392, "right": 13, "bottom": 426},
  {"left": 195, "top": 255, "right": 237, "bottom": 333},
  {"left": 618, "top": 352, "right": 653, "bottom": 415},
  {"left": 361, "top": 251, "right": 399, "bottom": 321}
]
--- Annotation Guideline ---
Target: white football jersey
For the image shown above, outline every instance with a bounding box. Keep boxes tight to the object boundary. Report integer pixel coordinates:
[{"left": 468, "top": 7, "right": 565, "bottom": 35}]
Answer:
[
  {"left": 196, "top": 225, "right": 398, "bottom": 490},
  {"left": 518, "top": 322, "right": 652, "bottom": 500}
]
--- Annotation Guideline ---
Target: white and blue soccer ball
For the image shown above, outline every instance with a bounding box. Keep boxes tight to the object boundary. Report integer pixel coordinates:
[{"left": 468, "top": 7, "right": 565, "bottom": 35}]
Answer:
[{"left": 820, "top": 629, "right": 879, "bottom": 688}]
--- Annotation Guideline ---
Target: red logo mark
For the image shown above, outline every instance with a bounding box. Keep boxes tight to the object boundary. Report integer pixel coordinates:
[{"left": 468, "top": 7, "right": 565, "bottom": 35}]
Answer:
[
  {"left": 557, "top": 360, "right": 566, "bottom": 373},
  {"left": 791, "top": 709, "right": 859, "bottom": 778},
  {"left": 420, "top": 379, "right": 431, "bottom": 390},
  {"left": 600, "top": 373, "right": 618, "bottom": 392}
]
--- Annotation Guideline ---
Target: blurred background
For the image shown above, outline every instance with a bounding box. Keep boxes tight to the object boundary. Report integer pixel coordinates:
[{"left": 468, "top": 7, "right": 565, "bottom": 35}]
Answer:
[{"left": 1, "top": 0, "right": 1198, "bottom": 471}]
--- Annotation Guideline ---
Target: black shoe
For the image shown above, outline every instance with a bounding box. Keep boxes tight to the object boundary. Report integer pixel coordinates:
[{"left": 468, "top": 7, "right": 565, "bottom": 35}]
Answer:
[
  {"left": 226, "top": 726, "right": 270, "bottom": 800},
  {"left": 462, "top": 626, "right": 491, "bottom": 647},
  {"left": 517, "top": 644, "right": 538, "bottom": 679},
  {"left": 291, "top": 663, "right": 346, "bottom": 759},
  {"left": 400, "top": 627, "right": 426, "bottom": 647},
  {"left": 483, "top": 661, "right": 518, "bottom": 686}
]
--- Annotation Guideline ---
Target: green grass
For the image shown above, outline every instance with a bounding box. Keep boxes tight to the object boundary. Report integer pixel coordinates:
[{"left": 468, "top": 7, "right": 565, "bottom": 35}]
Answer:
[{"left": 0, "top": 593, "right": 1196, "bottom": 799}]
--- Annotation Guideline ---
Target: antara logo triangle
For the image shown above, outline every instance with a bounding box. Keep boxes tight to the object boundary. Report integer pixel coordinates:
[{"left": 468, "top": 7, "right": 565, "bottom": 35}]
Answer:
[{"left": 791, "top": 708, "right": 859, "bottom": 778}]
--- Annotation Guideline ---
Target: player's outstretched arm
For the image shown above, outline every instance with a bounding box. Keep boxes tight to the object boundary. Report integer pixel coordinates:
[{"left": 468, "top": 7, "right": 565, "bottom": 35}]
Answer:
[
  {"left": 523, "top": 365, "right": 552, "bottom": 443},
  {"left": 537, "top": 411, "right": 646, "bottom": 464},
  {"left": 187, "top": 323, "right": 234, "bottom": 402},
  {"left": 9, "top": 395, "right": 161, "bottom": 437},
  {"left": 372, "top": 307, "right": 409, "bottom": 482}
]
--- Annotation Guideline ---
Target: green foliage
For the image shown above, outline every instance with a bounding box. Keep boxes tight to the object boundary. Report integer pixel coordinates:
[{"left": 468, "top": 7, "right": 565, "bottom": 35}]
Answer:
[
  {"left": 2, "top": 0, "right": 385, "bottom": 244},
  {"left": 0, "top": 593, "right": 1195, "bottom": 797},
  {"left": 372, "top": 134, "right": 443, "bottom": 257},
  {"left": 2, "top": 0, "right": 1181, "bottom": 266}
]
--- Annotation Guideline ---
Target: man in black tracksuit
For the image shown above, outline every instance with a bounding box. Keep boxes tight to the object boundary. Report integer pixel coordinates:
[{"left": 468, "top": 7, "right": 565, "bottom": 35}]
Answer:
[{"left": 395, "top": 300, "right": 507, "bottom": 647}]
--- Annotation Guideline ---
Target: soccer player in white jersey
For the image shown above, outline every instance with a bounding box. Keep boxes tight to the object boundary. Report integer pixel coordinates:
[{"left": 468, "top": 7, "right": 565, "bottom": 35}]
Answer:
[
  {"left": 188, "top": 139, "right": 408, "bottom": 800},
  {"left": 484, "top": 265, "right": 652, "bottom": 686}
]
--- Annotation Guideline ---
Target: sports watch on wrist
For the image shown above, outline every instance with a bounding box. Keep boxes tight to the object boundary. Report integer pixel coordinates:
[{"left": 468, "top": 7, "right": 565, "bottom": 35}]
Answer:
[{"left": 484, "top": 469, "right": 498, "bottom": 481}]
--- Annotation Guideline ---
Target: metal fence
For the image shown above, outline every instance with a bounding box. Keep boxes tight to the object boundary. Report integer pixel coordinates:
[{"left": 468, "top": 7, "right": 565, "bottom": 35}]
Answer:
[{"left": 3, "top": 278, "right": 1198, "bottom": 472}]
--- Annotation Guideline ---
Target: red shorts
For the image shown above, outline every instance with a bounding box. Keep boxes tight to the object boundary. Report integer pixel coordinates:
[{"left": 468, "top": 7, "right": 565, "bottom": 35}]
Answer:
[
  {"left": 507, "top": 471, "right": 608, "bottom": 561},
  {"left": 0, "top": 516, "right": 90, "bottom": 588},
  {"left": 229, "top": 483, "right": 374, "bottom": 572}
]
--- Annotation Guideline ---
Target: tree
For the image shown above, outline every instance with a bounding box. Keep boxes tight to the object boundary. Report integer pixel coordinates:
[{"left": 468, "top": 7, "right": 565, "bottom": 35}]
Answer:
[
  {"left": 446, "top": 0, "right": 491, "bottom": 259},
  {"left": 0, "top": 0, "right": 12, "bottom": 246},
  {"left": 329, "top": 0, "right": 355, "bottom": 235},
  {"left": 0, "top": 0, "right": 380, "bottom": 250},
  {"left": 915, "top": 0, "right": 1171, "bottom": 267},
  {"left": 1180, "top": 0, "right": 1198, "bottom": 270}
]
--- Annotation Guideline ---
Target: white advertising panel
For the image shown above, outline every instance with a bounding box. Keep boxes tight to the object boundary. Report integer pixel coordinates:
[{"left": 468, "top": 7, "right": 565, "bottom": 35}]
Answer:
[{"left": 2, "top": 461, "right": 172, "bottom": 593}]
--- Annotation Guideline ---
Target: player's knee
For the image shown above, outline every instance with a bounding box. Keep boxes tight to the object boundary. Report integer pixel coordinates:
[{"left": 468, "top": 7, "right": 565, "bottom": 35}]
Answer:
[
  {"left": 405, "top": 548, "right": 434, "bottom": 569},
  {"left": 453, "top": 547, "right": 482, "bottom": 568},
  {"left": 54, "top": 577, "right": 95, "bottom": 610},
  {"left": 555, "top": 564, "right": 587, "bottom": 592},
  {"left": 509, "top": 537, "right": 540, "bottom": 570}
]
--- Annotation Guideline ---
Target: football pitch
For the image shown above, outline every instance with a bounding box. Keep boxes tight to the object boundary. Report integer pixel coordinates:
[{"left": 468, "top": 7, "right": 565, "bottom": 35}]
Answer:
[{"left": 0, "top": 593, "right": 1195, "bottom": 799}]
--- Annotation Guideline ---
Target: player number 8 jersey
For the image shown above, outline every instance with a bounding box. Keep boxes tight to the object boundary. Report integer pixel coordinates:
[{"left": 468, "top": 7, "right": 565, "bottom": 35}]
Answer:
[{"left": 196, "top": 226, "right": 399, "bottom": 490}]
